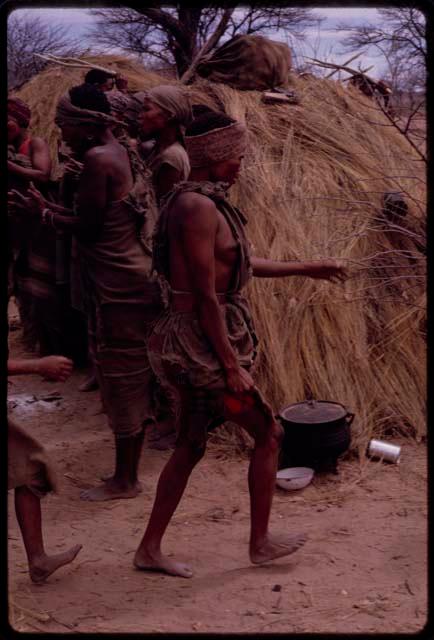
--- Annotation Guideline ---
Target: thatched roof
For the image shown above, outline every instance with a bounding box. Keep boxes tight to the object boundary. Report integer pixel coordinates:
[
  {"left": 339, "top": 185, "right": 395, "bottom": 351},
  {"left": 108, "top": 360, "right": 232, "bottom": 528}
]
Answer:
[{"left": 13, "top": 55, "right": 426, "bottom": 450}]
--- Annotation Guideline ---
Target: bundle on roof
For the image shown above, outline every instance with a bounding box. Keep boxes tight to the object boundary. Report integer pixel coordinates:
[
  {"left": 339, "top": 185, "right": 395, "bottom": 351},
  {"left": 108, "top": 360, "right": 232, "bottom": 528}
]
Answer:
[
  {"left": 195, "top": 34, "right": 292, "bottom": 90},
  {"left": 14, "top": 55, "right": 426, "bottom": 450}
]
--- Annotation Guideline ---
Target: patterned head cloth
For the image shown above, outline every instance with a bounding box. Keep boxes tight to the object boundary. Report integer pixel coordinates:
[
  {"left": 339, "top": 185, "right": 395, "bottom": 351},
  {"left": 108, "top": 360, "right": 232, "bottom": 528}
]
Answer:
[
  {"left": 121, "top": 92, "right": 148, "bottom": 127},
  {"left": 55, "top": 92, "right": 125, "bottom": 128},
  {"left": 106, "top": 89, "right": 132, "bottom": 117},
  {"left": 185, "top": 121, "right": 248, "bottom": 168},
  {"left": 8, "top": 97, "right": 31, "bottom": 128},
  {"left": 144, "top": 85, "right": 193, "bottom": 128}
]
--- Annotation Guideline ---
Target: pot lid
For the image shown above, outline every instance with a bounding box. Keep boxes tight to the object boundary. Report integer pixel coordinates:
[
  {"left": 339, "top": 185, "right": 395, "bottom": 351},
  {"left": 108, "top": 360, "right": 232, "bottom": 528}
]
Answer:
[{"left": 279, "top": 400, "right": 347, "bottom": 424}]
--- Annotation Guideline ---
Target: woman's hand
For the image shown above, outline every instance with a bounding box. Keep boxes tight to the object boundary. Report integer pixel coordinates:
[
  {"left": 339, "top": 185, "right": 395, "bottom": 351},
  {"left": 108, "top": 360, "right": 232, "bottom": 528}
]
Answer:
[
  {"left": 225, "top": 365, "right": 256, "bottom": 394},
  {"left": 64, "top": 157, "right": 83, "bottom": 177},
  {"left": 27, "top": 181, "right": 48, "bottom": 210},
  {"left": 36, "top": 356, "right": 73, "bottom": 382},
  {"left": 308, "top": 259, "right": 349, "bottom": 283},
  {"left": 8, "top": 189, "right": 40, "bottom": 218}
]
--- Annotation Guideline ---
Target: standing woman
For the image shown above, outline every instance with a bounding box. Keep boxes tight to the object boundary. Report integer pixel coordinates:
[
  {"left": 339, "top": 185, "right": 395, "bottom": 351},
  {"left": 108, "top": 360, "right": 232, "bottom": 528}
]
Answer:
[
  {"left": 102, "top": 87, "right": 187, "bottom": 450},
  {"left": 132, "top": 85, "right": 193, "bottom": 450},
  {"left": 9, "top": 84, "right": 161, "bottom": 501},
  {"left": 7, "top": 98, "right": 61, "bottom": 354},
  {"left": 138, "top": 85, "right": 192, "bottom": 203}
]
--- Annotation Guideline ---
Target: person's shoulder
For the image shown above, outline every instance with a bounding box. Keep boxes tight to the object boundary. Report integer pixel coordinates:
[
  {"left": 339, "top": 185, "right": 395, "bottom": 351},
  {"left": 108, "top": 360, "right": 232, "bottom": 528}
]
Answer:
[
  {"left": 162, "top": 142, "right": 188, "bottom": 161},
  {"left": 176, "top": 190, "right": 216, "bottom": 210},
  {"left": 173, "top": 190, "right": 218, "bottom": 226},
  {"left": 30, "top": 136, "right": 49, "bottom": 150},
  {"left": 159, "top": 142, "right": 189, "bottom": 171},
  {"left": 83, "top": 143, "right": 121, "bottom": 168}
]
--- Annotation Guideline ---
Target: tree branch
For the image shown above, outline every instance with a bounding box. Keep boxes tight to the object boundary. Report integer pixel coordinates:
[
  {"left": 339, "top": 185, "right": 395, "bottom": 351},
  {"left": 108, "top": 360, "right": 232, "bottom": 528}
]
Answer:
[
  {"left": 123, "top": 6, "right": 184, "bottom": 42},
  {"left": 180, "top": 7, "right": 235, "bottom": 84}
]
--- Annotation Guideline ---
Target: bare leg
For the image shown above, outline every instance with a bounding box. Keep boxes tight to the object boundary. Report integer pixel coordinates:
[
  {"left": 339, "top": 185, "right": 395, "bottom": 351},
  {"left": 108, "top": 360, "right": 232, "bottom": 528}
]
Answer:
[
  {"left": 101, "top": 424, "right": 148, "bottom": 488},
  {"left": 147, "top": 414, "right": 177, "bottom": 450},
  {"left": 78, "top": 368, "right": 99, "bottom": 392},
  {"left": 134, "top": 440, "right": 202, "bottom": 578},
  {"left": 14, "top": 486, "right": 82, "bottom": 583},
  {"left": 148, "top": 384, "right": 177, "bottom": 450},
  {"left": 134, "top": 395, "right": 203, "bottom": 578},
  {"left": 81, "top": 430, "right": 144, "bottom": 501},
  {"left": 225, "top": 396, "right": 307, "bottom": 564}
]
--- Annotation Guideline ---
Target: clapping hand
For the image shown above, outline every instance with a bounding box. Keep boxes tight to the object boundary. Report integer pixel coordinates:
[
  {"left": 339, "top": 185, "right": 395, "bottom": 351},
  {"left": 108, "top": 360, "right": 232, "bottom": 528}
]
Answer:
[
  {"left": 27, "top": 182, "right": 48, "bottom": 211},
  {"left": 64, "top": 157, "right": 83, "bottom": 177},
  {"left": 8, "top": 189, "right": 35, "bottom": 218},
  {"left": 8, "top": 182, "right": 47, "bottom": 220}
]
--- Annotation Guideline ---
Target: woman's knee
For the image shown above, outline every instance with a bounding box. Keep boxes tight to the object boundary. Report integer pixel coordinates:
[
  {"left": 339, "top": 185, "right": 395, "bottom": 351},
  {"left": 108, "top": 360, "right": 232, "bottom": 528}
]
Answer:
[
  {"left": 270, "top": 420, "right": 284, "bottom": 448},
  {"left": 190, "top": 439, "right": 207, "bottom": 463},
  {"left": 254, "top": 416, "right": 283, "bottom": 449},
  {"left": 176, "top": 437, "right": 207, "bottom": 465}
]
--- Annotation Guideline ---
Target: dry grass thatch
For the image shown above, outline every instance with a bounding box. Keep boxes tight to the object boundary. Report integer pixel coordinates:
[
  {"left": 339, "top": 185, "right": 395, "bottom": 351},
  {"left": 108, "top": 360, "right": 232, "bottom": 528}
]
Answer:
[{"left": 13, "top": 55, "right": 426, "bottom": 451}]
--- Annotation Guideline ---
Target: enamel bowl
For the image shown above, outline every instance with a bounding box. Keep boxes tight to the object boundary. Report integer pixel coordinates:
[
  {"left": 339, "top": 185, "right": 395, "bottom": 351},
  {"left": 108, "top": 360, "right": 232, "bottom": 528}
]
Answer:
[{"left": 276, "top": 467, "right": 314, "bottom": 491}]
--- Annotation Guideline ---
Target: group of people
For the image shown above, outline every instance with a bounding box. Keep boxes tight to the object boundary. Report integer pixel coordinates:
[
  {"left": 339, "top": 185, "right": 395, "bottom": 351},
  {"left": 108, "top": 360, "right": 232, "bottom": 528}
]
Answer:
[{"left": 8, "top": 68, "right": 347, "bottom": 581}]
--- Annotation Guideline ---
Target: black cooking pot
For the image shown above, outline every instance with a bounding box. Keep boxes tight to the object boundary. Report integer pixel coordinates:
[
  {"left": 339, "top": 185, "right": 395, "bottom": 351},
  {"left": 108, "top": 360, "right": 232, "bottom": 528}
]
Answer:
[{"left": 277, "top": 399, "right": 354, "bottom": 473}]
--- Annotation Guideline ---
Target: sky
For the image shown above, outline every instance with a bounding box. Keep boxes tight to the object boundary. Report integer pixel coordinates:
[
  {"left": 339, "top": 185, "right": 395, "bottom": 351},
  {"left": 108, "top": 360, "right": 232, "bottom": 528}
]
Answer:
[{"left": 8, "top": 6, "right": 393, "bottom": 79}]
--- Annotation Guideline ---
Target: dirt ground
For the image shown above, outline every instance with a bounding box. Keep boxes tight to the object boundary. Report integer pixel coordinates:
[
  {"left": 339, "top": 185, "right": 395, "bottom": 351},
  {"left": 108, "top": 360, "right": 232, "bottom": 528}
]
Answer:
[{"left": 7, "top": 314, "right": 427, "bottom": 634}]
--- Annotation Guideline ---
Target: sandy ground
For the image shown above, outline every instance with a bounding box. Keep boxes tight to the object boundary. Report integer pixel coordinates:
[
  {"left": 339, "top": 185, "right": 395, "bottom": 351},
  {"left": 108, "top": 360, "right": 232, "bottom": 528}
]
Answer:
[{"left": 7, "top": 317, "right": 427, "bottom": 634}]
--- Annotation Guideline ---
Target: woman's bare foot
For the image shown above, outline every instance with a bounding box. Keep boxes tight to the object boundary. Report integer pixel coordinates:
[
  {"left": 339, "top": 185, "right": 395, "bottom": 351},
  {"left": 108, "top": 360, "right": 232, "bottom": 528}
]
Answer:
[
  {"left": 99, "top": 473, "right": 143, "bottom": 492},
  {"left": 29, "top": 544, "right": 82, "bottom": 583},
  {"left": 133, "top": 548, "right": 193, "bottom": 578},
  {"left": 78, "top": 375, "right": 98, "bottom": 392},
  {"left": 80, "top": 479, "right": 142, "bottom": 502},
  {"left": 250, "top": 533, "right": 307, "bottom": 564}
]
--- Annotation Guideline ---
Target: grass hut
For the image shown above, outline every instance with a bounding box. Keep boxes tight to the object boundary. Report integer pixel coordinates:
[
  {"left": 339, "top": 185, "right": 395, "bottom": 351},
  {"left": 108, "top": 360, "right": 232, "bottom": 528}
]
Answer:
[{"left": 13, "top": 55, "right": 426, "bottom": 455}]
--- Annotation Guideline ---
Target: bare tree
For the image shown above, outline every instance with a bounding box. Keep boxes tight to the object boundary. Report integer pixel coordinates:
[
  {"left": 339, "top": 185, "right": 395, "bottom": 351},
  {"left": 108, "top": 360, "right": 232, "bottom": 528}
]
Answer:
[
  {"left": 337, "top": 7, "right": 426, "bottom": 94},
  {"left": 88, "top": 6, "right": 321, "bottom": 77},
  {"left": 336, "top": 7, "right": 426, "bottom": 147},
  {"left": 7, "top": 11, "right": 85, "bottom": 89}
]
